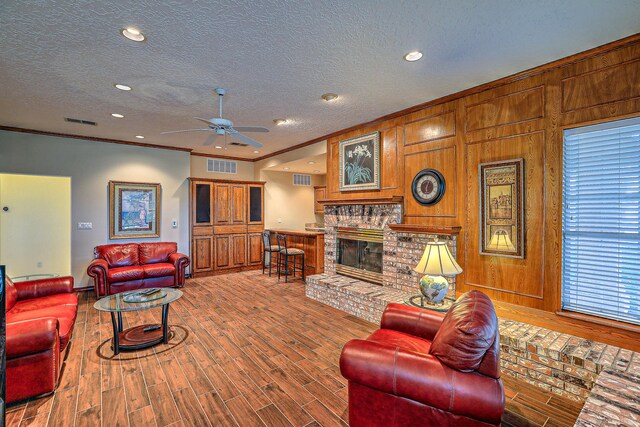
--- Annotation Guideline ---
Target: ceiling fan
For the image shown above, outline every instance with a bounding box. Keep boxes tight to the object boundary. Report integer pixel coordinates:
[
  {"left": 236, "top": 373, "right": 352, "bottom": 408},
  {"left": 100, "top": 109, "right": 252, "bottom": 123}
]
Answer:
[{"left": 161, "top": 87, "right": 268, "bottom": 148}]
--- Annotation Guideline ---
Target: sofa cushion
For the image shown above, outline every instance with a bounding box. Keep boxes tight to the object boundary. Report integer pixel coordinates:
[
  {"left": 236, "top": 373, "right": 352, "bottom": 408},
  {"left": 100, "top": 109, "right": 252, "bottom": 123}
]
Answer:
[
  {"left": 5, "top": 276, "right": 18, "bottom": 311},
  {"left": 428, "top": 290, "right": 498, "bottom": 372},
  {"left": 95, "top": 243, "right": 139, "bottom": 268},
  {"left": 107, "top": 266, "right": 144, "bottom": 282},
  {"left": 139, "top": 242, "right": 177, "bottom": 264},
  {"left": 143, "top": 263, "right": 175, "bottom": 278},
  {"left": 7, "top": 305, "right": 77, "bottom": 350},
  {"left": 9, "top": 293, "right": 78, "bottom": 314},
  {"left": 367, "top": 329, "right": 432, "bottom": 354}
]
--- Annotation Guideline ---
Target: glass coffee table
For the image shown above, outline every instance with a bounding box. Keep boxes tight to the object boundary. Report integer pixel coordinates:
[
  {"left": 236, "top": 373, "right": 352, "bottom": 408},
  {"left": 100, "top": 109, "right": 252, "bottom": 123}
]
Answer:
[{"left": 94, "top": 288, "right": 183, "bottom": 355}]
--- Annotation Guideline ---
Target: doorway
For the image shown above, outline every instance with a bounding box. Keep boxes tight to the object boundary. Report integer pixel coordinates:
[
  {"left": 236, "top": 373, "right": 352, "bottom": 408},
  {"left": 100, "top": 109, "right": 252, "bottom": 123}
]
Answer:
[{"left": 0, "top": 174, "right": 71, "bottom": 278}]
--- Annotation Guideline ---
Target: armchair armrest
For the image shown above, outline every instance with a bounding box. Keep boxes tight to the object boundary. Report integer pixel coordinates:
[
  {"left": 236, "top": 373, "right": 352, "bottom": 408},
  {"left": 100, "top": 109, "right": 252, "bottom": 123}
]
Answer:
[
  {"left": 380, "top": 303, "right": 446, "bottom": 341},
  {"left": 169, "top": 252, "right": 190, "bottom": 287},
  {"left": 6, "top": 318, "right": 60, "bottom": 359},
  {"left": 15, "top": 276, "right": 74, "bottom": 300},
  {"left": 87, "top": 259, "right": 109, "bottom": 297},
  {"left": 340, "top": 339, "right": 504, "bottom": 425}
]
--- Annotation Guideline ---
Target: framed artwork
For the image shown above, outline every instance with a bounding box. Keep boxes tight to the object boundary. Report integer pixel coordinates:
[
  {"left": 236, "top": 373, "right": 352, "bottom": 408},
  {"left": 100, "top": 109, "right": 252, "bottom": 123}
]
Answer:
[
  {"left": 339, "top": 132, "right": 380, "bottom": 191},
  {"left": 109, "top": 181, "right": 161, "bottom": 239},
  {"left": 479, "top": 159, "right": 524, "bottom": 258}
]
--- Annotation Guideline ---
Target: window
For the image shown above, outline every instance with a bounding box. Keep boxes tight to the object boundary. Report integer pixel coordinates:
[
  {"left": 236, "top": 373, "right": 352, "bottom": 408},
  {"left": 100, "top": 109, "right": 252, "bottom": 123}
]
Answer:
[{"left": 562, "top": 116, "right": 640, "bottom": 325}]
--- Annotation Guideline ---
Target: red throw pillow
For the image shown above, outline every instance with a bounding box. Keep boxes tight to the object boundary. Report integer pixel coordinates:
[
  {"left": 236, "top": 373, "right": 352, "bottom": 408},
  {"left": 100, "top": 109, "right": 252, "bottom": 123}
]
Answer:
[{"left": 428, "top": 290, "right": 498, "bottom": 372}]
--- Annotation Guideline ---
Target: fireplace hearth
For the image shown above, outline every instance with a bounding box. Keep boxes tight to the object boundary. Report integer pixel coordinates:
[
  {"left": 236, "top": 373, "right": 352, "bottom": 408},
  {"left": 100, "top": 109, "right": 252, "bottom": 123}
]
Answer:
[{"left": 336, "top": 227, "right": 383, "bottom": 284}]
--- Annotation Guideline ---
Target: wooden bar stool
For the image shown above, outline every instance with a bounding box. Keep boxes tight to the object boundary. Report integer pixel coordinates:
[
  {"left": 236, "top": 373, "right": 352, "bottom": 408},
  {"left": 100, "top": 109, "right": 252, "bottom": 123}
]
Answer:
[
  {"left": 261, "top": 230, "right": 281, "bottom": 276},
  {"left": 276, "top": 233, "right": 305, "bottom": 283}
]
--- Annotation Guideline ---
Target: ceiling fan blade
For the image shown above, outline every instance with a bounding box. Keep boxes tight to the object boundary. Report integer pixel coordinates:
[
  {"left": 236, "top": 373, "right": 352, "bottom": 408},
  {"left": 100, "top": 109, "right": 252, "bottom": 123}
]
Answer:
[
  {"left": 194, "top": 117, "right": 214, "bottom": 125},
  {"left": 228, "top": 130, "right": 263, "bottom": 148},
  {"left": 160, "top": 128, "right": 211, "bottom": 135},
  {"left": 232, "top": 126, "right": 269, "bottom": 133},
  {"left": 203, "top": 133, "right": 219, "bottom": 146}
]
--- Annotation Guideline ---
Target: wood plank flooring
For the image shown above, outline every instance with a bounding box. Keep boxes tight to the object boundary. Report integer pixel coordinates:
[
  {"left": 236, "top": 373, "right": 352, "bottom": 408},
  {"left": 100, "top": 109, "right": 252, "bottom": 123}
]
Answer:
[{"left": 6, "top": 271, "right": 583, "bottom": 426}]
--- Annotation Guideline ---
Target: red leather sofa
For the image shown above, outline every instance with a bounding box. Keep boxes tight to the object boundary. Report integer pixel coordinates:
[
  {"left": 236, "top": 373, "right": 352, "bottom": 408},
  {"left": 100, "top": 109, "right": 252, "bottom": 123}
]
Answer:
[
  {"left": 340, "top": 290, "right": 504, "bottom": 427},
  {"left": 87, "top": 242, "right": 189, "bottom": 297},
  {"left": 5, "top": 275, "right": 78, "bottom": 403}
]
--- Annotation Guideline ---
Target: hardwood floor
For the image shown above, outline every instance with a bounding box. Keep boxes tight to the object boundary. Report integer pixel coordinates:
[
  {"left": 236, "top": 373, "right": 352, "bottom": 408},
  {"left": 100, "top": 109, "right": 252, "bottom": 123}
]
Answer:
[{"left": 6, "top": 271, "right": 583, "bottom": 426}]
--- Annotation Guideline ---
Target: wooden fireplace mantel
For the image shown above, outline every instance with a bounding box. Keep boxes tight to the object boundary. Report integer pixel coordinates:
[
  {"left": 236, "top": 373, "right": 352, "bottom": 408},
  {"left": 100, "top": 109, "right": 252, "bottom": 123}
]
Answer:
[
  {"left": 317, "top": 196, "right": 403, "bottom": 206},
  {"left": 388, "top": 224, "right": 461, "bottom": 236}
]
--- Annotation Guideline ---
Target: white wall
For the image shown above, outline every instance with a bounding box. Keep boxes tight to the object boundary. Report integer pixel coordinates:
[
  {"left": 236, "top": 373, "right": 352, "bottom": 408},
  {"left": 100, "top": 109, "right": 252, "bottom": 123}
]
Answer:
[
  {"left": 254, "top": 141, "right": 327, "bottom": 230},
  {"left": 0, "top": 130, "right": 190, "bottom": 288}
]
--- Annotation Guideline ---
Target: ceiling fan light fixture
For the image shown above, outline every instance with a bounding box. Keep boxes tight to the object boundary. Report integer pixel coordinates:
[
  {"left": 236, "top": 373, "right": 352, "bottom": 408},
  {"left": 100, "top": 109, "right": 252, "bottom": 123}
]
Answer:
[
  {"left": 273, "top": 119, "right": 288, "bottom": 125},
  {"left": 121, "top": 27, "right": 145, "bottom": 42},
  {"left": 321, "top": 93, "right": 338, "bottom": 102},
  {"left": 111, "top": 113, "right": 124, "bottom": 118},
  {"left": 114, "top": 84, "right": 132, "bottom": 91},
  {"left": 403, "top": 50, "right": 423, "bottom": 62}
]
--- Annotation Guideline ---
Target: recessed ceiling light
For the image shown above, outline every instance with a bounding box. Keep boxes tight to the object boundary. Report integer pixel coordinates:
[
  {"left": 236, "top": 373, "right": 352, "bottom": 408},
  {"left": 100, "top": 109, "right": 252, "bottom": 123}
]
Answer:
[
  {"left": 321, "top": 93, "right": 338, "bottom": 102},
  {"left": 307, "top": 161, "right": 316, "bottom": 165},
  {"left": 313, "top": 170, "right": 321, "bottom": 173},
  {"left": 121, "top": 27, "right": 145, "bottom": 42},
  {"left": 253, "top": 150, "right": 259, "bottom": 154},
  {"left": 273, "top": 119, "right": 287, "bottom": 125},
  {"left": 283, "top": 167, "right": 290, "bottom": 170},
  {"left": 135, "top": 135, "right": 144, "bottom": 139},
  {"left": 214, "top": 145, "right": 223, "bottom": 149},
  {"left": 114, "top": 84, "right": 132, "bottom": 91},
  {"left": 403, "top": 50, "right": 423, "bottom": 62},
  {"left": 111, "top": 113, "right": 124, "bottom": 118}
]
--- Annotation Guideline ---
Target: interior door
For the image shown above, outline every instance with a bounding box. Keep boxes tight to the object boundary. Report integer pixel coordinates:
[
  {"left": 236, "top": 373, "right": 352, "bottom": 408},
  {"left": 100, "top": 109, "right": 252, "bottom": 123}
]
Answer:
[{"left": 0, "top": 174, "right": 71, "bottom": 278}]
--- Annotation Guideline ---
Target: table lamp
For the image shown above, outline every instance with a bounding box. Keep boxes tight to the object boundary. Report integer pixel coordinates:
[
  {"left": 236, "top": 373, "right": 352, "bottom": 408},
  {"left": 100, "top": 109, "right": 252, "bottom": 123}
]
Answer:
[
  {"left": 414, "top": 239, "right": 462, "bottom": 305},
  {"left": 486, "top": 229, "right": 515, "bottom": 251}
]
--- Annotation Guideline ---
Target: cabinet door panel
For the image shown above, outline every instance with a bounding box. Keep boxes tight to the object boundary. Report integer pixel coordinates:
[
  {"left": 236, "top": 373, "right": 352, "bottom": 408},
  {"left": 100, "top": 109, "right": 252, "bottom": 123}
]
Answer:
[
  {"left": 314, "top": 186, "right": 326, "bottom": 214},
  {"left": 232, "top": 234, "right": 247, "bottom": 266},
  {"left": 248, "top": 185, "right": 264, "bottom": 224},
  {"left": 193, "top": 236, "right": 214, "bottom": 273},
  {"left": 214, "top": 184, "right": 231, "bottom": 224},
  {"left": 215, "top": 235, "right": 230, "bottom": 269},
  {"left": 192, "top": 181, "right": 213, "bottom": 226},
  {"left": 231, "top": 185, "right": 246, "bottom": 224},
  {"left": 248, "top": 233, "right": 263, "bottom": 265}
]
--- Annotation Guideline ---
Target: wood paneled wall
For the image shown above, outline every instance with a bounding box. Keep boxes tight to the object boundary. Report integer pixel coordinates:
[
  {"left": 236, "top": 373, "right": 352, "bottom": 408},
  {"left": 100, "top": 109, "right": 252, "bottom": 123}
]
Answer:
[{"left": 326, "top": 35, "right": 640, "bottom": 314}]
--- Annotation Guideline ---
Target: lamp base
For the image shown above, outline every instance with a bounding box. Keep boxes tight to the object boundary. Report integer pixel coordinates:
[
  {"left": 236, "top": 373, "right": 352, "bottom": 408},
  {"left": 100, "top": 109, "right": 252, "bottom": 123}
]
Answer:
[{"left": 419, "top": 275, "right": 449, "bottom": 304}]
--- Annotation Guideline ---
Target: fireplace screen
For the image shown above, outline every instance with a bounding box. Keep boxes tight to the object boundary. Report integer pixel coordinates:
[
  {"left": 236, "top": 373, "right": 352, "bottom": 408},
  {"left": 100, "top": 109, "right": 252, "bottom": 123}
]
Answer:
[{"left": 336, "top": 228, "right": 383, "bottom": 284}]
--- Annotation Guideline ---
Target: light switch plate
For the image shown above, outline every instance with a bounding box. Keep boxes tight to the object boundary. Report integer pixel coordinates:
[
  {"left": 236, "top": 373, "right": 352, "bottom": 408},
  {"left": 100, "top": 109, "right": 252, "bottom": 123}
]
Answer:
[{"left": 78, "top": 222, "right": 92, "bottom": 230}]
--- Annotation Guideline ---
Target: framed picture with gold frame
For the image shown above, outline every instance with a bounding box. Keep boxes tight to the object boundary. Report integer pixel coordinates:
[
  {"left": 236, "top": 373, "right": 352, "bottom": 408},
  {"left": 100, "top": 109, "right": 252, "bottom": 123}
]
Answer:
[
  {"left": 479, "top": 159, "right": 524, "bottom": 258},
  {"left": 339, "top": 132, "right": 380, "bottom": 191},
  {"left": 109, "top": 181, "right": 161, "bottom": 239}
]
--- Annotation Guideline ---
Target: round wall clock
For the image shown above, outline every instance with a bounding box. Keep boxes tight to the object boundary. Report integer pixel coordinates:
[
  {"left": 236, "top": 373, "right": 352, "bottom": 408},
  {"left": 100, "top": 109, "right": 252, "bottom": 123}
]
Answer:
[{"left": 411, "top": 169, "right": 445, "bottom": 206}]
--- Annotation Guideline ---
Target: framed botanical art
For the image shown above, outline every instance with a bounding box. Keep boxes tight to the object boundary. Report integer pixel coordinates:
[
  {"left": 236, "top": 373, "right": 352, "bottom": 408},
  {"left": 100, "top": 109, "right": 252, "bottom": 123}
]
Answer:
[
  {"left": 109, "top": 181, "right": 161, "bottom": 239},
  {"left": 339, "top": 132, "right": 380, "bottom": 191},
  {"left": 479, "top": 159, "right": 524, "bottom": 258}
]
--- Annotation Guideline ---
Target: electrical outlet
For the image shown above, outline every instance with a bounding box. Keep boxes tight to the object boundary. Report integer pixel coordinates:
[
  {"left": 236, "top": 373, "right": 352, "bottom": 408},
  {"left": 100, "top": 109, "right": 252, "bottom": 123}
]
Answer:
[
  {"left": 78, "top": 222, "right": 92, "bottom": 230},
  {"left": 37, "top": 261, "right": 42, "bottom": 268}
]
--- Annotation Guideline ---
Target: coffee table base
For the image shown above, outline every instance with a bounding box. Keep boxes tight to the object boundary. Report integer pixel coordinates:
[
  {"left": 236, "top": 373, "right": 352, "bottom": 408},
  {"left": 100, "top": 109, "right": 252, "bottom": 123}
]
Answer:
[{"left": 110, "top": 303, "right": 171, "bottom": 355}]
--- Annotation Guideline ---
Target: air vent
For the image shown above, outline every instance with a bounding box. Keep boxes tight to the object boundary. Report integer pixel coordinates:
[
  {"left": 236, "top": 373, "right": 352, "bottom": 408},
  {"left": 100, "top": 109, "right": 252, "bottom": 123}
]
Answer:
[
  {"left": 64, "top": 117, "right": 97, "bottom": 126},
  {"left": 229, "top": 141, "right": 249, "bottom": 147},
  {"left": 293, "top": 174, "right": 311, "bottom": 186},
  {"left": 208, "top": 158, "right": 237, "bottom": 174}
]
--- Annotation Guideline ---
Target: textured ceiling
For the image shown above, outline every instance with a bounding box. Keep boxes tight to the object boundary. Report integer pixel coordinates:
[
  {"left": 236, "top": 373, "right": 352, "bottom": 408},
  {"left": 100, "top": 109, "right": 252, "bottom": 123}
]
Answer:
[
  {"left": 265, "top": 154, "right": 327, "bottom": 174},
  {"left": 1, "top": 1, "right": 639, "bottom": 159}
]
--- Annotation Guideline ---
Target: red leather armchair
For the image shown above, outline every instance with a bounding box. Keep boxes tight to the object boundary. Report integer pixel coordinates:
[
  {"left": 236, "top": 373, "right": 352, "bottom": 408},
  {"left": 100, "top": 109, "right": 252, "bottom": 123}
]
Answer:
[
  {"left": 87, "top": 242, "right": 190, "bottom": 298},
  {"left": 340, "top": 290, "right": 504, "bottom": 427},
  {"left": 5, "top": 275, "right": 78, "bottom": 403}
]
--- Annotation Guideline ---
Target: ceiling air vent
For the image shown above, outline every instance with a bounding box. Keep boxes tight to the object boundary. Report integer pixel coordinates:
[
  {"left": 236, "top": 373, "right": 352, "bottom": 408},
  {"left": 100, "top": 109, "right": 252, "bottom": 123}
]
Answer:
[
  {"left": 293, "top": 174, "right": 311, "bottom": 186},
  {"left": 229, "top": 141, "right": 249, "bottom": 147},
  {"left": 64, "top": 117, "right": 97, "bottom": 126},
  {"left": 208, "top": 158, "right": 237, "bottom": 174}
]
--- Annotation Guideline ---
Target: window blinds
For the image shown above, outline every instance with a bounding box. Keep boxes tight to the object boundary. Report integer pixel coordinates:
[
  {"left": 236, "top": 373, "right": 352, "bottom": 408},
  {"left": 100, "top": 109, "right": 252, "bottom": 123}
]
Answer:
[{"left": 562, "top": 116, "right": 640, "bottom": 325}]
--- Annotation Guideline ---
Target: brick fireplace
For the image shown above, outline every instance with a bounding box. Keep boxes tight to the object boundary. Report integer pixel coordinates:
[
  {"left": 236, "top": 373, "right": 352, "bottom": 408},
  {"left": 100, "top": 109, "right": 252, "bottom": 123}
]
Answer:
[{"left": 305, "top": 201, "right": 459, "bottom": 323}]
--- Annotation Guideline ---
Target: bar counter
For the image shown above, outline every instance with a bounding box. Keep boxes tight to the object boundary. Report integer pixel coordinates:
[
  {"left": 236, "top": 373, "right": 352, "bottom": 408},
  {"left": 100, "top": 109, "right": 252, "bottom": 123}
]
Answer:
[{"left": 269, "top": 229, "right": 325, "bottom": 276}]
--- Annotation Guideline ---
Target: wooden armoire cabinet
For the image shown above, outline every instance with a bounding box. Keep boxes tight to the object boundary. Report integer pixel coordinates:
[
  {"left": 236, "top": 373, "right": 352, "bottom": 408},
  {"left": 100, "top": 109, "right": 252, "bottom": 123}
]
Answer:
[{"left": 189, "top": 178, "right": 265, "bottom": 277}]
